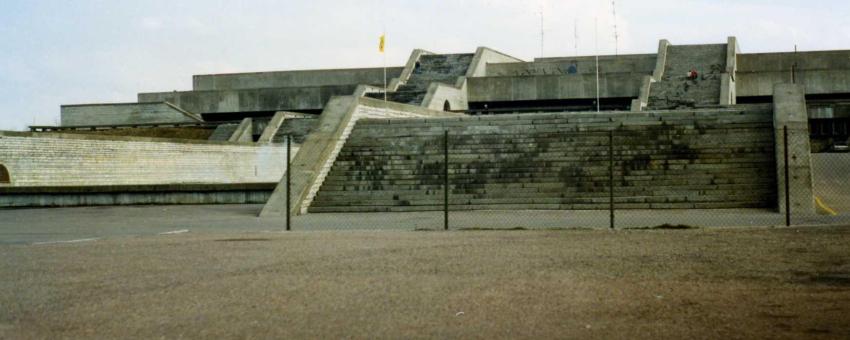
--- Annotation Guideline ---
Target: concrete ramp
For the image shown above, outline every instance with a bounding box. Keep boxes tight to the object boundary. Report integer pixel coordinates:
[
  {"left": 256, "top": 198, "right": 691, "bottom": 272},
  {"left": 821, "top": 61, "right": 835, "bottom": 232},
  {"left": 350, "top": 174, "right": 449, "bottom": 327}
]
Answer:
[{"left": 259, "top": 97, "right": 462, "bottom": 217}]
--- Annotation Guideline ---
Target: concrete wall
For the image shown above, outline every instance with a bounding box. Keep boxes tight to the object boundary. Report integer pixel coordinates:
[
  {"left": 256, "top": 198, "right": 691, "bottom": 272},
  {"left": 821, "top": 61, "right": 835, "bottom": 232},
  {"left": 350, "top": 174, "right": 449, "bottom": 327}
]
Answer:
[
  {"left": 61, "top": 102, "right": 199, "bottom": 127},
  {"left": 0, "top": 132, "right": 291, "bottom": 187},
  {"left": 737, "top": 50, "right": 850, "bottom": 97},
  {"left": 466, "top": 47, "right": 524, "bottom": 78},
  {"left": 467, "top": 73, "right": 644, "bottom": 102},
  {"left": 489, "top": 53, "right": 656, "bottom": 77},
  {"left": 137, "top": 84, "right": 359, "bottom": 114},
  {"left": 0, "top": 187, "right": 275, "bottom": 208},
  {"left": 193, "top": 67, "right": 404, "bottom": 91}
]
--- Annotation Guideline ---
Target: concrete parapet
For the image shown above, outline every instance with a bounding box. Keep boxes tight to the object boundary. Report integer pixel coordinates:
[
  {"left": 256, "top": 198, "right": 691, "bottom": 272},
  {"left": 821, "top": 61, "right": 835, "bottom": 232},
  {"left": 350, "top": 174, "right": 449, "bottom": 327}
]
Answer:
[
  {"left": 653, "top": 39, "right": 671, "bottom": 80},
  {"left": 138, "top": 84, "right": 359, "bottom": 115},
  {"left": 228, "top": 118, "right": 254, "bottom": 143},
  {"left": 192, "top": 67, "right": 403, "bottom": 91},
  {"left": 720, "top": 73, "right": 736, "bottom": 105},
  {"left": 468, "top": 73, "right": 645, "bottom": 103},
  {"left": 258, "top": 112, "right": 288, "bottom": 144},
  {"left": 388, "top": 49, "right": 434, "bottom": 91},
  {"left": 772, "top": 83, "right": 815, "bottom": 214},
  {"left": 259, "top": 96, "right": 463, "bottom": 217},
  {"left": 0, "top": 131, "right": 289, "bottom": 189},
  {"left": 466, "top": 47, "right": 524, "bottom": 78},
  {"left": 61, "top": 102, "right": 201, "bottom": 127},
  {"left": 631, "top": 75, "right": 655, "bottom": 111},
  {"left": 720, "top": 37, "right": 739, "bottom": 105},
  {"left": 498, "top": 53, "right": 656, "bottom": 77}
]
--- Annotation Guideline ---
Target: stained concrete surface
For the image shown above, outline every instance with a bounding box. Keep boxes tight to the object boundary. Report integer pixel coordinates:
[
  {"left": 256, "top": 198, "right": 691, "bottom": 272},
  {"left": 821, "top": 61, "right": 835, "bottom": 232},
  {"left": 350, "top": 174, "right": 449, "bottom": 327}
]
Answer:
[
  {"left": 2, "top": 226, "right": 850, "bottom": 338},
  {"left": 2, "top": 205, "right": 850, "bottom": 245}
]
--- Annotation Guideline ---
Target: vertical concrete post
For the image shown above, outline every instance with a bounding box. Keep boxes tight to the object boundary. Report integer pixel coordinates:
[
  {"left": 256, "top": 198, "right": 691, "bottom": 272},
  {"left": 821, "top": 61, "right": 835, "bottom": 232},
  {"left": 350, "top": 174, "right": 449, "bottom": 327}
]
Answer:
[
  {"left": 228, "top": 118, "right": 254, "bottom": 143},
  {"left": 773, "top": 83, "right": 814, "bottom": 215},
  {"left": 720, "top": 36, "right": 738, "bottom": 105},
  {"left": 652, "top": 39, "right": 671, "bottom": 81}
]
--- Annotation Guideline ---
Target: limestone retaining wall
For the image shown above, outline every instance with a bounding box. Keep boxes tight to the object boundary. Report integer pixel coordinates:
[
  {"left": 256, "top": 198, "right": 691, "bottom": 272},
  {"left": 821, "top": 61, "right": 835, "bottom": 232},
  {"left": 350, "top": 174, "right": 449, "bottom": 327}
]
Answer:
[{"left": 0, "top": 132, "right": 291, "bottom": 188}]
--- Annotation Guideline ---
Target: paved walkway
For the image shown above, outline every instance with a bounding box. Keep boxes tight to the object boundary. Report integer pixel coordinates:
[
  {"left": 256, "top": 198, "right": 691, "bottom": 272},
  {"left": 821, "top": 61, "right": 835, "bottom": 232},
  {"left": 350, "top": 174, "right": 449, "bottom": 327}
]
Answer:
[{"left": 2, "top": 204, "right": 849, "bottom": 245}]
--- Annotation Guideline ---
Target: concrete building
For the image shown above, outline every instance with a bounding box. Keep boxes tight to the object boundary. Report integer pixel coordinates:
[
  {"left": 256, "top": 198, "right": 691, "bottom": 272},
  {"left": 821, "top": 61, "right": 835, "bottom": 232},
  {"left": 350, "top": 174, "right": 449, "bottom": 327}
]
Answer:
[{"left": 5, "top": 37, "right": 849, "bottom": 214}]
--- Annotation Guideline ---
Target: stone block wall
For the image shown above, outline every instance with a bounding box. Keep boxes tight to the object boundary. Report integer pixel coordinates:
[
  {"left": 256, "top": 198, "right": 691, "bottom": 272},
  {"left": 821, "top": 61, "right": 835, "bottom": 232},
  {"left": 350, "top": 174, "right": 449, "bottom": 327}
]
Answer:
[
  {"left": 309, "top": 107, "right": 776, "bottom": 212},
  {"left": 0, "top": 133, "right": 290, "bottom": 187}
]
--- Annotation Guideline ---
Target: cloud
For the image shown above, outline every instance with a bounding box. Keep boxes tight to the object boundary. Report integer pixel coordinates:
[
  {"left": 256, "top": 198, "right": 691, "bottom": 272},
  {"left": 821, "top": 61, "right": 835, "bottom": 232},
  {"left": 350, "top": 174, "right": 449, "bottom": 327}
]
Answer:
[{"left": 1, "top": 0, "right": 849, "bottom": 130}]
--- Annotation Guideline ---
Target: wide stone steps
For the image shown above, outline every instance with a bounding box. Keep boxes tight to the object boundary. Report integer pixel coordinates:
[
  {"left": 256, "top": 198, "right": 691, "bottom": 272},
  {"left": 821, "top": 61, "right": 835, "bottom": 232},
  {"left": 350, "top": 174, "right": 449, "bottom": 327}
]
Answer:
[
  {"left": 648, "top": 44, "right": 728, "bottom": 109},
  {"left": 364, "top": 53, "right": 474, "bottom": 105},
  {"left": 308, "top": 108, "right": 776, "bottom": 213}
]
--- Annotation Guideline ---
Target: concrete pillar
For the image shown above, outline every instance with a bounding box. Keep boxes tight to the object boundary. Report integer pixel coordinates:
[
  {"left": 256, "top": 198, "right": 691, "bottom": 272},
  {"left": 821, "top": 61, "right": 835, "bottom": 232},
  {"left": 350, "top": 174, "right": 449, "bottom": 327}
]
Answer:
[
  {"left": 229, "top": 118, "right": 254, "bottom": 143},
  {"left": 773, "top": 83, "right": 815, "bottom": 214},
  {"left": 652, "top": 39, "right": 671, "bottom": 81},
  {"left": 257, "top": 112, "right": 288, "bottom": 144}
]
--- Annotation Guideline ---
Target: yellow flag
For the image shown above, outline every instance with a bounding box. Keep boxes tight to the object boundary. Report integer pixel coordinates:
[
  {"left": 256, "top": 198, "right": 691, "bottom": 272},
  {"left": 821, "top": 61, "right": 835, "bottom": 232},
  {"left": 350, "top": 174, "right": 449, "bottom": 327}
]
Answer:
[{"left": 379, "top": 34, "right": 385, "bottom": 53}]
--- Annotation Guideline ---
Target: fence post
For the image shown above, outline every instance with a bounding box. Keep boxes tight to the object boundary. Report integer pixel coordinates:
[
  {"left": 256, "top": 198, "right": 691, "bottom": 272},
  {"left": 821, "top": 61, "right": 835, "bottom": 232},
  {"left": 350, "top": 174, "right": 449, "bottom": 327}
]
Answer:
[
  {"left": 286, "top": 135, "right": 292, "bottom": 231},
  {"left": 444, "top": 130, "right": 449, "bottom": 231},
  {"left": 784, "top": 126, "right": 790, "bottom": 226},
  {"left": 609, "top": 130, "right": 615, "bottom": 229}
]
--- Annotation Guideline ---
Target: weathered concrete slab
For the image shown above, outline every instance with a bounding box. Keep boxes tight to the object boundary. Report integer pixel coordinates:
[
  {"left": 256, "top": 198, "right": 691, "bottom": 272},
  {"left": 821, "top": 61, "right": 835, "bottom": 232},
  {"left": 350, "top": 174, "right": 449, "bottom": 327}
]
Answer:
[
  {"left": 773, "top": 83, "right": 815, "bottom": 215},
  {"left": 61, "top": 102, "right": 201, "bottom": 127}
]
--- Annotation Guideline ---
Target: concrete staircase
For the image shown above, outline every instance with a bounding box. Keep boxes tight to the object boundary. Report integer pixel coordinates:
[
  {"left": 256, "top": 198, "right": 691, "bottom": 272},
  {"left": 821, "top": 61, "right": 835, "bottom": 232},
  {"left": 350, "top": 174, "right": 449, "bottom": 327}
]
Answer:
[
  {"left": 366, "top": 53, "right": 474, "bottom": 105},
  {"left": 647, "top": 44, "right": 727, "bottom": 109},
  {"left": 308, "top": 107, "right": 776, "bottom": 213}
]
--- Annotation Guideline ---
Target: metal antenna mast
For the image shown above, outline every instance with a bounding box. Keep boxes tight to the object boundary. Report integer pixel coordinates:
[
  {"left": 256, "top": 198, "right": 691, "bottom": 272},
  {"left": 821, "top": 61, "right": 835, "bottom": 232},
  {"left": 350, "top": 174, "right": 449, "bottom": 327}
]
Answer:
[
  {"left": 612, "top": 0, "right": 619, "bottom": 55},
  {"left": 539, "top": 7, "right": 545, "bottom": 58},
  {"left": 574, "top": 18, "right": 579, "bottom": 57}
]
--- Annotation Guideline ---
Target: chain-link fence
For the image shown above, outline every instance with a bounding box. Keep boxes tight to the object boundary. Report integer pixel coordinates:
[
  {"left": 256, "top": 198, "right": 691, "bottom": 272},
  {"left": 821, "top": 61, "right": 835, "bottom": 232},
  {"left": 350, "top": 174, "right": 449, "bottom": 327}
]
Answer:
[{"left": 276, "top": 121, "right": 850, "bottom": 230}]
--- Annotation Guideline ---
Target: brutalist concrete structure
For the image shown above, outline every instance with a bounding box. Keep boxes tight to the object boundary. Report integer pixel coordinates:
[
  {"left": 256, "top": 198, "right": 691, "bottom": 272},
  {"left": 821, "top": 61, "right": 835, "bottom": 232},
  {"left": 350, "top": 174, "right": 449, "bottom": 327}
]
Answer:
[{"left": 5, "top": 37, "right": 850, "bottom": 213}]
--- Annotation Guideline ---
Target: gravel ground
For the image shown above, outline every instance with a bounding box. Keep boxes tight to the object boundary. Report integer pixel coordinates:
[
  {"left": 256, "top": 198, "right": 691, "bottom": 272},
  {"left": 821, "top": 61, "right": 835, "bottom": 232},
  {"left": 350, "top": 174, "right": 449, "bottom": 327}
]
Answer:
[{"left": 2, "top": 226, "right": 850, "bottom": 339}]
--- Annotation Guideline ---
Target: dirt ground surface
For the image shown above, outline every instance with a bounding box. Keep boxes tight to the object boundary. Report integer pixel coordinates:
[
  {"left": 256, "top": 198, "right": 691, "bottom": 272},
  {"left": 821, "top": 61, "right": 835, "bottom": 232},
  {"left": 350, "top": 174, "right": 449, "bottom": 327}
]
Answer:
[{"left": 2, "top": 226, "right": 850, "bottom": 339}]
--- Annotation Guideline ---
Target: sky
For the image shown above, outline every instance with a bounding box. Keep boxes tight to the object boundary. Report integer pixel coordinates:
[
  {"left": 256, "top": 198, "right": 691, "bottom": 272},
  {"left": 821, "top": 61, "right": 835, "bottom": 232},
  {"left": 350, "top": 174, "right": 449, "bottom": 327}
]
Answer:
[{"left": 0, "top": 0, "right": 847, "bottom": 130}]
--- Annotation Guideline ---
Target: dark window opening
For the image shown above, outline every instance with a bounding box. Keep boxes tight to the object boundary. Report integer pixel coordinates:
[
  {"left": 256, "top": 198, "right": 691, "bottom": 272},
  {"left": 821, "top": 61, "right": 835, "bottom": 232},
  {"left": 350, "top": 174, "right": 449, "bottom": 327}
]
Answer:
[
  {"left": 467, "top": 98, "right": 633, "bottom": 114},
  {"left": 443, "top": 100, "right": 451, "bottom": 111},
  {"left": 0, "top": 165, "right": 9, "bottom": 184}
]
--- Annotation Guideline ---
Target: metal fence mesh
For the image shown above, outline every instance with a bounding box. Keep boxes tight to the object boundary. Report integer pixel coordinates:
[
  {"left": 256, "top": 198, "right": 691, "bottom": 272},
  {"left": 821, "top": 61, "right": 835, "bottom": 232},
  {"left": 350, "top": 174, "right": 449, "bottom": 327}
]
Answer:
[{"left": 279, "top": 123, "right": 850, "bottom": 230}]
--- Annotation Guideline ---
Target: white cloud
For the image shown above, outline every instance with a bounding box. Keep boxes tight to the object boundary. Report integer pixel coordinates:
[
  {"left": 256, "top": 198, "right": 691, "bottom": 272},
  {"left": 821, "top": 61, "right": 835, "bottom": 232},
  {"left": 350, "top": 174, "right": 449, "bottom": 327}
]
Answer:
[{"left": 1, "top": 0, "right": 849, "bottom": 130}]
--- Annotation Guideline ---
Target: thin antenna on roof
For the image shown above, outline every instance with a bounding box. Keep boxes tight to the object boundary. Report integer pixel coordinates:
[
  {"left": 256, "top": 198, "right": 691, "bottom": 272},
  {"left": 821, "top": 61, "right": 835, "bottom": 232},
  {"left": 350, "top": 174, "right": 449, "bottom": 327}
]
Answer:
[
  {"left": 539, "top": 6, "right": 545, "bottom": 58},
  {"left": 612, "top": 0, "right": 619, "bottom": 56},
  {"left": 574, "top": 18, "right": 579, "bottom": 57}
]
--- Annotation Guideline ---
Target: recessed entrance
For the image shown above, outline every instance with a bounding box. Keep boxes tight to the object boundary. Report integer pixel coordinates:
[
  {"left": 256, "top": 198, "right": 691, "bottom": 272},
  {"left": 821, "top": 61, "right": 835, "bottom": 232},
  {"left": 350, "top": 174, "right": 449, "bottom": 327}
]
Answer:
[{"left": 0, "top": 165, "right": 9, "bottom": 184}]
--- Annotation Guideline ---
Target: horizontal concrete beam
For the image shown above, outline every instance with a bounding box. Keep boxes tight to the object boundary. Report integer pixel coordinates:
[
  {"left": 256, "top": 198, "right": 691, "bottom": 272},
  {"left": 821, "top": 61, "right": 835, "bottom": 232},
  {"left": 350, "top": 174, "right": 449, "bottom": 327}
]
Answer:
[
  {"left": 489, "top": 53, "right": 655, "bottom": 77},
  {"left": 467, "top": 74, "right": 644, "bottom": 102},
  {"left": 137, "top": 84, "right": 360, "bottom": 114},
  {"left": 737, "top": 70, "right": 850, "bottom": 97},
  {"left": 193, "top": 67, "right": 404, "bottom": 91},
  {"left": 60, "top": 102, "right": 201, "bottom": 127}
]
